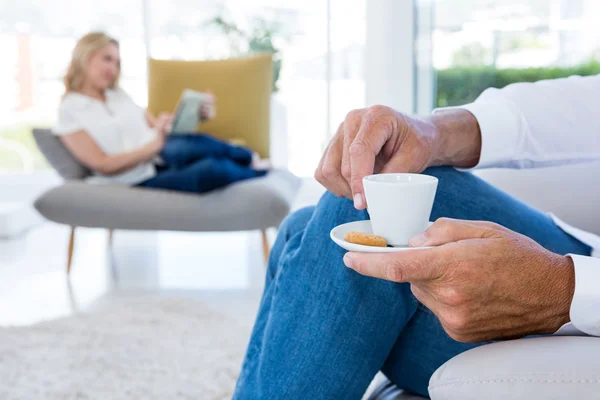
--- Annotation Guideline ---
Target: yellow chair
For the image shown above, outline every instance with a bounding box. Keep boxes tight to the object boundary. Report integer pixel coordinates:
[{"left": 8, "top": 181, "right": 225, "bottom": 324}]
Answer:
[
  {"left": 141, "top": 54, "right": 298, "bottom": 262},
  {"left": 147, "top": 53, "right": 273, "bottom": 158}
]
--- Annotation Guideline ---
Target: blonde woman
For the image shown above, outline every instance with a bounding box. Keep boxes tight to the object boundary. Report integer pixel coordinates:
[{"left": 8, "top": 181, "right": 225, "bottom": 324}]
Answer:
[{"left": 54, "top": 32, "right": 268, "bottom": 192}]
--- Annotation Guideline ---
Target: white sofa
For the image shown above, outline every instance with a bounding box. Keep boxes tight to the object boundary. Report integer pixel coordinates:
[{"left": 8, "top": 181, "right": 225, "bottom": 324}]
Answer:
[{"left": 370, "top": 162, "right": 600, "bottom": 400}]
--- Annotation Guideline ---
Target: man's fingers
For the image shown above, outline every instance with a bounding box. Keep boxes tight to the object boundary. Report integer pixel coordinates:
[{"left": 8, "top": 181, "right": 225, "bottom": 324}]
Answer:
[
  {"left": 343, "top": 250, "right": 444, "bottom": 282},
  {"left": 379, "top": 155, "right": 415, "bottom": 175},
  {"left": 410, "top": 284, "right": 433, "bottom": 305},
  {"left": 409, "top": 284, "right": 444, "bottom": 313},
  {"left": 341, "top": 110, "right": 363, "bottom": 190},
  {"left": 378, "top": 138, "right": 429, "bottom": 174},
  {"left": 409, "top": 218, "right": 506, "bottom": 247},
  {"left": 349, "top": 122, "right": 388, "bottom": 209},
  {"left": 315, "top": 124, "right": 351, "bottom": 198}
]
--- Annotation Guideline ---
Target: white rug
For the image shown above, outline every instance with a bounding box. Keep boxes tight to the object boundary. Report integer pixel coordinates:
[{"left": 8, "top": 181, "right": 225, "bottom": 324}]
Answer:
[{"left": 0, "top": 295, "right": 254, "bottom": 400}]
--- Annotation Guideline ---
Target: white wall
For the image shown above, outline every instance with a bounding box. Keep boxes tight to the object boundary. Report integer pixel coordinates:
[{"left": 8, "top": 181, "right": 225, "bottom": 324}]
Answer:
[{"left": 365, "top": 0, "right": 415, "bottom": 114}]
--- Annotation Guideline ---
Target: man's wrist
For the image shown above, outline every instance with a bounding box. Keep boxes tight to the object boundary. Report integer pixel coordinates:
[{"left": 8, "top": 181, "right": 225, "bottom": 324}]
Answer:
[{"left": 429, "top": 109, "right": 482, "bottom": 168}]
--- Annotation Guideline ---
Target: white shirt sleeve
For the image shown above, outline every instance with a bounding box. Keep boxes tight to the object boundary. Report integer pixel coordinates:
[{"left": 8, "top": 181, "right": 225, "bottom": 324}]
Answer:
[
  {"left": 116, "top": 88, "right": 147, "bottom": 114},
  {"left": 53, "top": 101, "right": 84, "bottom": 136},
  {"left": 449, "top": 75, "right": 600, "bottom": 337},
  {"left": 458, "top": 74, "right": 600, "bottom": 169},
  {"left": 565, "top": 255, "right": 600, "bottom": 336}
]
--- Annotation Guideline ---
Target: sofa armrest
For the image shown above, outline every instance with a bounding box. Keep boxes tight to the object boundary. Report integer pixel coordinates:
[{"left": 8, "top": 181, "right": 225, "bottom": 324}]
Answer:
[{"left": 429, "top": 336, "right": 600, "bottom": 400}]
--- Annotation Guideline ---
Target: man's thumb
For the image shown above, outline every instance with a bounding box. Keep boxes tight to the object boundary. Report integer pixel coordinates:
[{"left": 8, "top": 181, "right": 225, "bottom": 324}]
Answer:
[{"left": 409, "top": 218, "right": 502, "bottom": 247}]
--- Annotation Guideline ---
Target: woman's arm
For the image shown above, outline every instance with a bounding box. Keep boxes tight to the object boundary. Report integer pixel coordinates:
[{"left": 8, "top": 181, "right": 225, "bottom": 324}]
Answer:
[
  {"left": 146, "top": 110, "right": 174, "bottom": 135},
  {"left": 145, "top": 111, "right": 157, "bottom": 128},
  {"left": 60, "top": 130, "right": 163, "bottom": 176}
]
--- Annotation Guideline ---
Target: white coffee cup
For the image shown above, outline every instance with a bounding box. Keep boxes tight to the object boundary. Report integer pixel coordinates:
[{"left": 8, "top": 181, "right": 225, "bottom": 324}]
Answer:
[{"left": 363, "top": 173, "right": 438, "bottom": 246}]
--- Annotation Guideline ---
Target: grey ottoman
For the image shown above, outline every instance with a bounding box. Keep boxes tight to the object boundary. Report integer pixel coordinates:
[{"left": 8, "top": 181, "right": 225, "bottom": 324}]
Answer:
[{"left": 33, "top": 128, "right": 300, "bottom": 273}]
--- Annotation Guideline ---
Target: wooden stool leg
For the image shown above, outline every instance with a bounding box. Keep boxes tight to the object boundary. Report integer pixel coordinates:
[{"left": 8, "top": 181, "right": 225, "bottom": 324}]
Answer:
[
  {"left": 67, "top": 226, "right": 76, "bottom": 275},
  {"left": 261, "top": 229, "right": 270, "bottom": 263}
]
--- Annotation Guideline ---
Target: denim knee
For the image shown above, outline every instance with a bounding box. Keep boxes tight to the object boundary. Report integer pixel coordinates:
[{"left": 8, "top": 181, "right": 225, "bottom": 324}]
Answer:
[
  {"left": 278, "top": 207, "right": 315, "bottom": 241},
  {"left": 201, "top": 158, "right": 240, "bottom": 184},
  {"left": 422, "top": 166, "right": 478, "bottom": 219},
  {"left": 278, "top": 191, "right": 365, "bottom": 249},
  {"left": 422, "top": 166, "right": 464, "bottom": 186},
  {"left": 317, "top": 191, "right": 369, "bottom": 227}
]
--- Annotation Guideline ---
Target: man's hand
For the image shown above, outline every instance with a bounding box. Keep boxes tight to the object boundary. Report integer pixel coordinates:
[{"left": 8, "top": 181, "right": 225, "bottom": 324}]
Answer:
[
  {"left": 314, "top": 106, "right": 481, "bottom": 209},
  {"left": 343, "top": 218, "right": 575, "bottom": 342},
  {"left": 315, "top": 106, "right": 437, "bottom": 207}
]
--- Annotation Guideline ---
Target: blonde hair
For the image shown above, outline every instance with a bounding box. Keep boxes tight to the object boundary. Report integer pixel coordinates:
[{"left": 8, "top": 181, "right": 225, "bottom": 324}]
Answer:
[{"left": 64, "top": 32, "right": 120, "bottom": 94}]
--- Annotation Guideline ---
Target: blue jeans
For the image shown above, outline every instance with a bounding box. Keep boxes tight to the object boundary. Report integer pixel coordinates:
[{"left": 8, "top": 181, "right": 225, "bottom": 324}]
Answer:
[
  {"left": 233, "top": 167, "right": 591, "bottom": 399},
  {"left": 138, "top": 134, "right": 266, "bottom": 193}
]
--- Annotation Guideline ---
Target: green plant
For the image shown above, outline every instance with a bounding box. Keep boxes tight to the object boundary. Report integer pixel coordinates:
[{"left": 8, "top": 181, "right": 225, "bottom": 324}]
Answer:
[
  {"left": 206, "top": 15, "right": 288, "bottom": 92},
  {"left": 436, "top": 61, "right": 600, "bottom": 107}
]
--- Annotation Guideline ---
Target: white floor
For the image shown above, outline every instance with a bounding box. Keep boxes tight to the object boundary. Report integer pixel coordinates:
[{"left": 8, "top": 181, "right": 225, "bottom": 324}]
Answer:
[
  {"left": 0, "top": 177, "right": 326, "bottom": 327},
  {"left": 0, "top": 177, "right": 393, "bottom": 398}
]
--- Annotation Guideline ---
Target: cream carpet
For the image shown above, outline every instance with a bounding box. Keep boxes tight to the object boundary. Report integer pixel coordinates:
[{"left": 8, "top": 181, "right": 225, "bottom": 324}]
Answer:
[{"left": 0, "top": 295, "right": 254, "bottom": 400}]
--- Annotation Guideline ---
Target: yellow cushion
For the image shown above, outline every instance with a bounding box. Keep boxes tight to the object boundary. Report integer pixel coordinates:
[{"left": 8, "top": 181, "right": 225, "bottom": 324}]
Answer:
[{"left": 147, "top": 54, "right": 273, "bottom": 157}]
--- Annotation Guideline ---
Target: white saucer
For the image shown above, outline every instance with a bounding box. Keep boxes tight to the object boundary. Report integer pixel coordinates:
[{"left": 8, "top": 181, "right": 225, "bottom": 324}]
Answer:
[{"left": 330, "top": 220, "right": 433, "bottom": 253}]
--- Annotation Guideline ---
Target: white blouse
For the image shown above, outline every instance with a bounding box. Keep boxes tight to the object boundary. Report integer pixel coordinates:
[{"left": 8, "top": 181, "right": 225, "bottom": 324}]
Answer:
[{"left": 53, "top": 88, "right": 158, "bottom": 185}]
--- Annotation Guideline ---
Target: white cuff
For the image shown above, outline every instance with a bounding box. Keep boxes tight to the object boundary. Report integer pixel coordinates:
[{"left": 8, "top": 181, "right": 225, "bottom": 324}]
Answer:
[
  {"left": 434, "top": 96, "right": 525, "bottom": 169},
  {"left": 461, "top": 99, "right": 525, "bottom": 168},
  {"left": 568, "top": 254, "right": 600, "bottom": 337}
]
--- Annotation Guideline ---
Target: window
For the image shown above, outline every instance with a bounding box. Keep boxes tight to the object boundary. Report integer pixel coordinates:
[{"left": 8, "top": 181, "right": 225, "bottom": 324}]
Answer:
[
  {"left": 416, "top": 0, "right": 600, "bottom": 112},
  {"left": 0, "top": 0, "right": 145, "bottom": 173},
  {"left": 2, "top": 1, "right": 366, "bottom": 176},
  {"left": 146, "top": 0, "right": 366, "bottom": 176}
]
